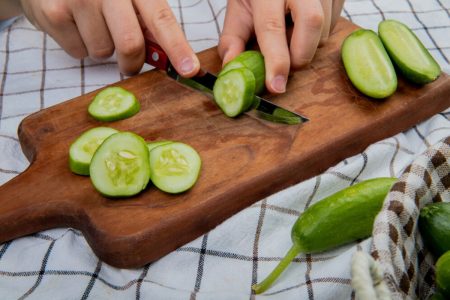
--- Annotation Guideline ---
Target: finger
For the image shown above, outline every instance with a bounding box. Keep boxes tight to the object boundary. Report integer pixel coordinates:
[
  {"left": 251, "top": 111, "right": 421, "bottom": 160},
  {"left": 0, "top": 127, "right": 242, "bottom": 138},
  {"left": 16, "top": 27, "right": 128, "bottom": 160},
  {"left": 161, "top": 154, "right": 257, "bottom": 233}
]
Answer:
[
  {"left": 319, "top": 0, "right": 332, "bottom": 44},
  {"left": 135, "top": 0, "right": 199, "bottom": 77},
  {"left": 330, "top": 0, "right": 346, "bottom": 31},
  {"left": 102, "top": 0, "right": 145, "bottom": 75},
  {"left": 72, "top": 1, "right": 114, "bottom": 61},
  {"left": 218, "top": 0, "right": 253, "bottom": 66},
  {"left": 38, "top": 1, "right": 88, "bottom": 58},
  {"left": 289, "top": 0, "right": 324, "bottom": 68},
  {"left": 252, "top": 0, "right": 289, "bottom": 94}
]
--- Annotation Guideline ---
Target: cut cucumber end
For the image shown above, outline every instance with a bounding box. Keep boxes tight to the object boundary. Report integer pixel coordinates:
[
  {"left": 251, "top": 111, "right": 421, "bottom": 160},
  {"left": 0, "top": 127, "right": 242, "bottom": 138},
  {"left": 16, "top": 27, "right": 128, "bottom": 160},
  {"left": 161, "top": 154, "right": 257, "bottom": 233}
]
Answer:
[
  {"left": 88, "top": 87, "right": 140, "bottom": 122},
  {"left": 149, "top": 142, "right": 201, "bottom": 194}
]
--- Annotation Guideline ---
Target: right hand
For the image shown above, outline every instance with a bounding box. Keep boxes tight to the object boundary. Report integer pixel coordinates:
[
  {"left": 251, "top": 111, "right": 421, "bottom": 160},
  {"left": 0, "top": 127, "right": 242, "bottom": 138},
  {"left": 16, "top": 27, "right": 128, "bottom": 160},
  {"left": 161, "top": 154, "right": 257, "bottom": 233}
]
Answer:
[{"left": 19, "top": 0, "right": 200, "bottom": 76}]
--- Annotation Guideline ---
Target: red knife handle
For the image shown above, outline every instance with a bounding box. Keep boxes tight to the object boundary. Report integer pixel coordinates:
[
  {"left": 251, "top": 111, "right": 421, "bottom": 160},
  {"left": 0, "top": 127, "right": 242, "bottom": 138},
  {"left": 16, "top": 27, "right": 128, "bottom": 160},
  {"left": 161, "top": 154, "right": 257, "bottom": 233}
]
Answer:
[{"left": 141, "top": 24, "right": 170, "bottom": 70}]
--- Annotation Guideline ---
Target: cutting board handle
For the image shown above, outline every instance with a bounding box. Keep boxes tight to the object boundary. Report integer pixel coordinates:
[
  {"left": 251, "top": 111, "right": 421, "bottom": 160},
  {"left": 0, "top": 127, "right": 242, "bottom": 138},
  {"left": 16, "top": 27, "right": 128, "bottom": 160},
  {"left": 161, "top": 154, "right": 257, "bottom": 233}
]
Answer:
[{"left": 0, "top": 164, "right": 81, "bottom": 243}]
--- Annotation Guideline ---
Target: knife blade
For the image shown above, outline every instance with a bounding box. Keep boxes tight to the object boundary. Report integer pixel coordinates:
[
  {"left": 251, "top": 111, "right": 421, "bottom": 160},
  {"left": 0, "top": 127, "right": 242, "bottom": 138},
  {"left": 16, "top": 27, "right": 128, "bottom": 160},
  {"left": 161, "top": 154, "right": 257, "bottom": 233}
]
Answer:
[{"left": 143, "top": 37, "right": 308, "bottom": 125}]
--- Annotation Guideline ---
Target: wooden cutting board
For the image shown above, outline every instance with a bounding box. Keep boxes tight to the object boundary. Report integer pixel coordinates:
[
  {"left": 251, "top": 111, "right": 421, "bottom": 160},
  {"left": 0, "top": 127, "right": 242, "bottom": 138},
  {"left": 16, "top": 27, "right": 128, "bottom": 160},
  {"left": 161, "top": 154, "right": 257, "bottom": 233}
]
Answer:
[{"left": 0, "top": 18, "right": 449, "bottom": 268}]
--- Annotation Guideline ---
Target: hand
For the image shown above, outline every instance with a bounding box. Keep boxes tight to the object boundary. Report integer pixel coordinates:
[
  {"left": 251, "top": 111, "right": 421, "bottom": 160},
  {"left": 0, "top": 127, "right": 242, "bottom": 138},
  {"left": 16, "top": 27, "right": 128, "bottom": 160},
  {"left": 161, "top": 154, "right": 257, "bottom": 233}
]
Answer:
[
  {"left": 218, "top": 0, "right": 345, "bottom": 93},
  {"left": 19, "top": 0, "right": 200, "bottom": 76}
]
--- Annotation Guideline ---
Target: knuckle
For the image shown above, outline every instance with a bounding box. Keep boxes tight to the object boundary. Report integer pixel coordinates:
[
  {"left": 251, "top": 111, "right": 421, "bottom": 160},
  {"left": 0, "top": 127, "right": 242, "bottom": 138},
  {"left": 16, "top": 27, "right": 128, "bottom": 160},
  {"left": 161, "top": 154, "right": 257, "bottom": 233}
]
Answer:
[
  {"left": 262, "top": 17, "right": 285, "bottom": 34},
  {"left": 152, "top": 7, "right": 177, "bottom": 27},
  {"left": 305, "top": 12, "right": 324, "bottom": 30},
  {"left": 117, "top": 34, "right": 144, "bottom": 57},
  {"left": 43, "top": 1, "right": 69, "bottom": 25},
  {"left": 90, "top": 46, "right": 115, "bottom": 60}
]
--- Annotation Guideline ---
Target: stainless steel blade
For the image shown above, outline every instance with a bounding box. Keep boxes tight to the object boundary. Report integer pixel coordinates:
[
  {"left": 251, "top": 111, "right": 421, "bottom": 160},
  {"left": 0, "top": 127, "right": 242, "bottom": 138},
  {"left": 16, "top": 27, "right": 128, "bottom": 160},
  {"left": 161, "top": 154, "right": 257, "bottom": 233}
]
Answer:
[{"left": 166, "top": 65, "right": 308, "bottom": 125}]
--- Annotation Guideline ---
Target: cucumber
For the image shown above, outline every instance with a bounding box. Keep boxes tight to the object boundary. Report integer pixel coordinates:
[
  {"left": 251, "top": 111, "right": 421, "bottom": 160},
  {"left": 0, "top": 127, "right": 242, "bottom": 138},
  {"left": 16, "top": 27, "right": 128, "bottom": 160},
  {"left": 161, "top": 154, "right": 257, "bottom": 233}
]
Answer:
[
  {"left": 88, "top": 87, "right": 140, "bottom": 122},
  {"left": 149, "top": 142, "right": 201, "bottom": 194},
  {"left": 436, "top": 251, "right": 450, "bottom": 299},
  {"left": 213, "top": 67, "right": 256, "bottom": 117},
  {"left": 147, "top": 140, "right": 173, "bottom": 152},
  {"left": 69, "top": 127, "right": 119, "bottom": 175},
  {"left": 341, "top": 29, "right": 397, "bottom": 99},
  {"left": 419, "top": 202, "right": 450, "bottom": 257},
  {"left": 379, "top": 20, "right": 441, "bottom": 84},
  {"left": 221, "top": 50, "right": 265, "bottom": 94},
  {"left": 89, "top": 132, "right": 150, "bottom": 197},
  {"left": 252, "top": 177, "right": 397, "bottom": 294}
]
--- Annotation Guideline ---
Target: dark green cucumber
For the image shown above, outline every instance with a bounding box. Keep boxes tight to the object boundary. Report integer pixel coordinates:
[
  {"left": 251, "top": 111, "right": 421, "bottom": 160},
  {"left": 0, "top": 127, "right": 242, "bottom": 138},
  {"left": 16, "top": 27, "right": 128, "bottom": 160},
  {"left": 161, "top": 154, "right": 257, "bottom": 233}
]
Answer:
[
  {"left": 341, "top": 29, "right": 397, "bottom": 99},
  {"left": 221, "top": 50, "right": 265, "bottom": 94},
  {"left": 419, "top": 202, "right": 450, "bottom": 257},
  {"left": 88, "top": 87, "right": 140, "bottom": 122},
  {"left": 253, "top": 177, "right": 397, "bottom": 294},
  {"left": 213, "top": 67, "right": 255, "bottom": 117},
  {"left": 436, "top": 251, "right": 450, "bottom": 299},
  {"left": 379, "top": 20, "right": 441, "bottom": 84}
]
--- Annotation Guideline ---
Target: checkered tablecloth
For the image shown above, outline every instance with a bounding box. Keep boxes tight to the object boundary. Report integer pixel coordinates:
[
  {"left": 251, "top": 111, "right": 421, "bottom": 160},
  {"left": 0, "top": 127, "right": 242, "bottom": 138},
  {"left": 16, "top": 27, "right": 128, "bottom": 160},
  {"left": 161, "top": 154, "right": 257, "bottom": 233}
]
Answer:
[{"left": 0, "top": 0, "right": 449, "bottom": 299}]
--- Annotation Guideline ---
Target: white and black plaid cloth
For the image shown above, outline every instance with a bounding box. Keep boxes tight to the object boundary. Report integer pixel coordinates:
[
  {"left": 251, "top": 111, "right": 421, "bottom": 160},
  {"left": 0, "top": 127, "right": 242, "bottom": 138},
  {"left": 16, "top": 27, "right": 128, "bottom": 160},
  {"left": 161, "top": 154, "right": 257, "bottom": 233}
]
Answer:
[{"left": 0, "top": 0, "right": 449, "bottom": 299}]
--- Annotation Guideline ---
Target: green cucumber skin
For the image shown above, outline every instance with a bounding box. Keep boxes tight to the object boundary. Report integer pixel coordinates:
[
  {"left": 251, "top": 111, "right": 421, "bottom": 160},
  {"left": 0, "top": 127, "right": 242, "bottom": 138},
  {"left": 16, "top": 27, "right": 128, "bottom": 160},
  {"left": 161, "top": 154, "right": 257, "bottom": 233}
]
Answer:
[
  {"left": 341, "top": 29, "right": 397, "bottom": 99},
  {"left": 292, "top": 177, "right": 397, "bottom": 253},
  {"left": 379, "top": 20, "right": 441, "bottom": 85},
  {"left": 436, "top": 251, "right": 450, "bottom": 298},
  {"left": 419, "top": 202, "right": 450, "bottom": 257},
  {"left": 221, "top": 50, "right": 265, "bottom": 94},
  {"left": 88, "top": 87, "right": 140, "bottom": 122}
]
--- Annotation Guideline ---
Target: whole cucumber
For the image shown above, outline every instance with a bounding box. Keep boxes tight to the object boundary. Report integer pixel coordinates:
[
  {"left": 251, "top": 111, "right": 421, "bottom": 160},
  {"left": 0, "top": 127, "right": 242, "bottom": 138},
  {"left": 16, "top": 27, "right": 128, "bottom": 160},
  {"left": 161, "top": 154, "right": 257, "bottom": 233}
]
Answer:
[
  {"left": 436, "top": 251, "right": 450, "bottom": 299},
  {"left": 419, "top": 202, "right": 450, "bottom": 257},
  {"left": 341, "top": 29, "right": 397, "bottom": 99},
  {"left": 379, "top": 20, "right": 441, "bottom": 84},
  {"left": 252, "top": 177, "right": 397, "bottom": 294}
]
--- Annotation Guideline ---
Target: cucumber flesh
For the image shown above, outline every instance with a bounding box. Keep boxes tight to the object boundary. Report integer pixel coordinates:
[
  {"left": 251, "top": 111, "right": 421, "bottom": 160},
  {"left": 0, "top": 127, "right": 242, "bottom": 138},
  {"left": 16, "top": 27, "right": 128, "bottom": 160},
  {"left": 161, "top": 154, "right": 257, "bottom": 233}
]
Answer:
[
  {"left": 221, "top": 50, "right": 265, "bottom": 94},
  {"left": 379, "top": 20, "right": 441, "bottom": 84},
  {"left": 88, "top": 87, "right": 140, "bottom": 122},
  {"left": 147, "top": 140, "right": 173, "bottom": 153},
  {"left": 149, "top": 142, "right": 201, "bottom": 194},
  {"left": 89, "top": 132, "right": 150, "bottom": 197},
  {"left": 341, "top": 29, "right": 397, "bottom": 99},
  {"left": 213, "top": 68, "right": 255, "bottom": 117},
  {"left": 69, "top": 127, "right": 119, "bottom": 175}
]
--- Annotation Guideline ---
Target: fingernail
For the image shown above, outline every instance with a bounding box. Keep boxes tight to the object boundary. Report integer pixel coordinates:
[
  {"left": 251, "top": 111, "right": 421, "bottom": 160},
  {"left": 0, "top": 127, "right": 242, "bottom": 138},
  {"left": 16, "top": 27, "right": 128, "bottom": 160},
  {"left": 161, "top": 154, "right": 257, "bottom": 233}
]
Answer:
[
  {"left": 180, "top": 57, "right": 195, "bottom": 75},
  {"left": 271, "top": 75, "right": 287, "bottom": 93}
]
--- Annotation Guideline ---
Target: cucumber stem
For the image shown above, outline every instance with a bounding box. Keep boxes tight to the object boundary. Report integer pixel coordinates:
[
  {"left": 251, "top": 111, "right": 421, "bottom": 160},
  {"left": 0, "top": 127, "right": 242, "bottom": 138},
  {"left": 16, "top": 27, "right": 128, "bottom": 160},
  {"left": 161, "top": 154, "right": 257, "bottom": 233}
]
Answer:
[{"left": 252, "top": 244, "right": 301, "bottom": 294}]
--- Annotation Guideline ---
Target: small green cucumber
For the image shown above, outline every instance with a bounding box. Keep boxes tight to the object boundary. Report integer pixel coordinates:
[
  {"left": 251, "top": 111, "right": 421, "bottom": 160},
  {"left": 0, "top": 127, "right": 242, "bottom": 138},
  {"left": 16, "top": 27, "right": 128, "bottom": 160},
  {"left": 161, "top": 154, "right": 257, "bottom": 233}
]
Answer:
[
  {"left": 253, "top": 177, "right": 397, "bottom": 294},
  {"left": 341, "top": 29, "right": 397, "bottom": 99},
  {"left": 419, "top": 202, "right": 450, "bottom": 257},
  {"left": 436, "top": 251, "right": 450, "bottom": 299},
  {"left": 221, "top": 50, "right": 265, "bottom": 95},
  {"left": 379, "top": 20, "right": 441, "bottom": 84}
]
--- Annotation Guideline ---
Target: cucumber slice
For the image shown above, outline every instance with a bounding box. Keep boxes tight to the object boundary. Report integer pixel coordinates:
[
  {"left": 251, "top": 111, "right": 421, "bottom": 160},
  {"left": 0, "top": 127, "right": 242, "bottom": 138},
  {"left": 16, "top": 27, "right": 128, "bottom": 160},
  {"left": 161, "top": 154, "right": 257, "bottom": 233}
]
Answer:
[
  {"left": 213, "top": 68, "right": 256, "bottom": 117},
  {"left": 149, "top": 142, "right": 201, "bottom": 194},
  {"left": 147, "top": 140, "right": 173, "bottom": 153},
  {"left": 341, "top": 29, "right": 397, "bottom": 99},
  {"left": 88, "top": 87, "right": 140, "bottom": 122},
  {"left": 221, "top": 50, "right": 266, "bottom": 94},
  {"left": 379, "top": 20, "right": 441, "bottom": 84},
  {"left": 90, "top": 132, "right": 150, "bottom": 197},
  {"left": 69, "top": 127, "right": 119, "bottom": 175}
]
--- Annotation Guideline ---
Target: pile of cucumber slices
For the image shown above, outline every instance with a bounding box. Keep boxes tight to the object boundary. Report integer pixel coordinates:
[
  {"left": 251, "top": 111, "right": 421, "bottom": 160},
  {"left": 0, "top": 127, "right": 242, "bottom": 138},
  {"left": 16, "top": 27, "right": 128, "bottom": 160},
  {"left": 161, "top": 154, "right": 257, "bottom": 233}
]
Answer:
[{"left": 69, "top": 87, "right": 201, "bottom": 198}]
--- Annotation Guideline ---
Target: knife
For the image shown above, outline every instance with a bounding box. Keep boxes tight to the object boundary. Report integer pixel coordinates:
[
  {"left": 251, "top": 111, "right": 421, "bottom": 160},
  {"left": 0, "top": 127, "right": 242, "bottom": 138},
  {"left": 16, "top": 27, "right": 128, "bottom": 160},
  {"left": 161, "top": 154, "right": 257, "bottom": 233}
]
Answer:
[{"left": 142, "top": 33, "right": 308, "bottom": 125}]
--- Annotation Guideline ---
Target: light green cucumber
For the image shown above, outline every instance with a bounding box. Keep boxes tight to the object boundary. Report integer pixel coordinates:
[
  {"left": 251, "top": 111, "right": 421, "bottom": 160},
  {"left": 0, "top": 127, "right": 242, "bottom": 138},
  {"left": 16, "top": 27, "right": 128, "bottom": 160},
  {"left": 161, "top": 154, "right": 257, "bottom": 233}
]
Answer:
[
  {"left": 147, "top": 140, "right": 173, "bottom": 153},
  {"left": 88, "top": 87, "right": 140, "bottom": 122},
  {"left": 342, "top": 29, "right": 397, "bottom": 99},
  {"left": 252, "top": 177, "right": 397, "bottom": 294},
  {"left": 379, "top": 20, "right": 441, "bottom": 84}
]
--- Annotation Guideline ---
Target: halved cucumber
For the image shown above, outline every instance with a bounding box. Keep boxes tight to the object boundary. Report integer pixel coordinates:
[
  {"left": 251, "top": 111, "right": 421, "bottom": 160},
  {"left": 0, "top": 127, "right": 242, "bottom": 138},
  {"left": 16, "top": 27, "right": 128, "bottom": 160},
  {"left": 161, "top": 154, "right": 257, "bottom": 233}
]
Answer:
[
  {"left": 221, "top": 50, "right": 265, "bottom": 94},
  {"left": 213, "top": 67, "right": 255, "bottom": 117},
  {"left": 69, "top": 127, "right": 119, "bottom": 175},
  {"left": 90, "top": 132, "right": 150, "bottom": 197},
  {"left": 341, "top": 29, "right": 397, "bottom": 99},
  {"left": 88, "top": 87, "right": 140, "bottom": 122},
  {"left": 379, "top": 20, "right": 441, "bottom": 84},
  {"left": 149, "top": 142, "right": 201, "bottom": 194}
]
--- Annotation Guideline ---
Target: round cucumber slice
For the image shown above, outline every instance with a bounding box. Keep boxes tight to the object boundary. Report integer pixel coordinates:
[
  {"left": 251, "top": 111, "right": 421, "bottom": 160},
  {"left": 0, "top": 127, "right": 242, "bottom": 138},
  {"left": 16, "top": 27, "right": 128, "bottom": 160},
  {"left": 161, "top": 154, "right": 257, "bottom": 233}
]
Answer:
[
  {"left": 147, "top": 140, "right": 173, "bottom": 153},
  {"left": 149, "top": 142, "right": 201, "bottom": 194},
  {"left": 90, "top": 132, "right": 150, "bottom": 197},
  {"left": 69, "top": 127, "right": 119, "bottom": 175},
  {"left": 213, "top": 67, "right": 255, "bottom": 117},
  {"left": 88, "top": 87, "right": 140, "bottom": 122}
]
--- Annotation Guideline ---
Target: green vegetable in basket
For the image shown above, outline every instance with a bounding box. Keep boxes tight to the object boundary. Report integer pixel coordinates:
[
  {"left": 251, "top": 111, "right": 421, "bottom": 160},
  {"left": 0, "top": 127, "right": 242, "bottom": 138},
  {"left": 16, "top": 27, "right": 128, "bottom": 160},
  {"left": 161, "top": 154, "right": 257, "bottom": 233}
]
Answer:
[
  {"left": 252, "top": 177, "right": 397, "bottom": 294},
  {"left": 436, "top": 250, "right": 450, "bottom": 299}
]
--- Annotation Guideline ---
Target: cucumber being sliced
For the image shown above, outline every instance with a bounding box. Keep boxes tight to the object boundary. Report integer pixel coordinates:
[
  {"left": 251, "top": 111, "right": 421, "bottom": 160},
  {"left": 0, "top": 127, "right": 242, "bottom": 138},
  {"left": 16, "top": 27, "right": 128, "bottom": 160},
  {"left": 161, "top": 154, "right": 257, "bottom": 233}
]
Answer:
[
  {"left": 90, "top": 132, "right": 150, "bottom": 197},
  {"left": 213, "top": 67, "right": 256, "bottom": 117},
  {"left": 221, "top": 50, "right": 265, "bottom": 94},
  {"left": 69, "top": 127, "right": 119, "bottom": 175},
  {"left": 88, "top": 87, "right": 140, "bottom": 122},
  {"left": 378, "top": 20, "right": 441, "bottom": 84},
  {"left": 149, "top": 142, "right": 201, "bottom": 194}
]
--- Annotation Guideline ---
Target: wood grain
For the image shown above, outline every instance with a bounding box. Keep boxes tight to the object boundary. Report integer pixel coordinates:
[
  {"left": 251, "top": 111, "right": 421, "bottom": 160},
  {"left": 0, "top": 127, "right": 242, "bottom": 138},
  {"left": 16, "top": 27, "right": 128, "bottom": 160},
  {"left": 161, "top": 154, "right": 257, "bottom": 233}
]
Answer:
[{"left": 0, "top": 18, "right": 449, "bottom": 268}]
